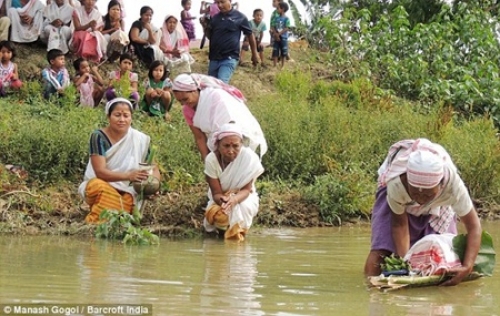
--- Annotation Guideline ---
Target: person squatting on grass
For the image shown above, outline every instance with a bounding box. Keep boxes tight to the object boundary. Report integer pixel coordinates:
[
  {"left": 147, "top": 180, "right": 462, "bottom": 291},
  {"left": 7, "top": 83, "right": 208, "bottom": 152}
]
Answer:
[
  {"left": 363, "top": 138, "right": 482, "bottom": 286},
  {"left": 0, "top": 40, "right": 22, "bottom": 96},
  {"left": 203, "top": 122, "right": 265, "bottom": 241},
  {"left": 105, "top": 52, "right": 140, "bottom": 108},
  {"left": 140, "top": 60, "right": 174, "bottom": 121},
  {"left": 172, "top": 73, "right": 268, "bottom": 161},
  {"left": 78, "top": 97, "right": 161, "bottom": 223},
  {"left": 41, "top": 48, "right": 70, "bottom": 99},
  {"left": 73, "top": 57, "right": 105, "bottom": 107}
]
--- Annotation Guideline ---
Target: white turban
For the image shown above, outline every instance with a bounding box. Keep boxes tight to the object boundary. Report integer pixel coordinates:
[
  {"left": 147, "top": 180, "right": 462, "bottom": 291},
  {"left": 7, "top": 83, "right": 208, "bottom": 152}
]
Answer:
[
  {"left": 105, "top": 97, "right": 134, "bottom": 115},
  {"left": 172, "top": 73, "right": 199, "bottom": 92},
  {"left": 211, "top": 123, "right": 244, "bottom": 149},
  {"left": 407, "top": 150, "right": 444, "bottom": 189}
]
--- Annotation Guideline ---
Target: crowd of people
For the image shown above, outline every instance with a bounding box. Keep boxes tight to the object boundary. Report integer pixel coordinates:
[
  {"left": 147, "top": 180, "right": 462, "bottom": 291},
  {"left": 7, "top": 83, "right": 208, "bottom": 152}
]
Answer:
[{"left": 0, "top": 0, "right": 484, "bottom": 284}]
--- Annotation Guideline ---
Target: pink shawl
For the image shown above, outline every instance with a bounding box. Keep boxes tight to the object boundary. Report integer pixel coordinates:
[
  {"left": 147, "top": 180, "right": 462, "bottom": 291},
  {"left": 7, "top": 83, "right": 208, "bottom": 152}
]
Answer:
[{"left": 160, "top": 14, "right": 190, "bottom": 59}]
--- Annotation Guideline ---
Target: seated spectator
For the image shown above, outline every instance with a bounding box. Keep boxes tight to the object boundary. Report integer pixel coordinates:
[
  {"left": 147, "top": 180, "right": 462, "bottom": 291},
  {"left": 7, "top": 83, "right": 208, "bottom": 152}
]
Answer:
[
  {"left": 0, "top": 0, "right": 11, "bottom": 41},
  {"left": 160, "top": 14, "right": 194, "bottom": 73},
  {"left": 128, "top": 6, "right": 163, "bottom": 67},
  {"left": 0, "top": 40, "right": 22, "bottom": 96},
  {"left": 40, "top": 0, "right": 73, "bottom": 54},
  {"left": 70, "top": 0, "right": 106, "bottom": 62},
  {"left": 8, "top": 0, "right": 45, "bottom": 43},
  {"left": 105, "top": 53, "right": 140, "bottom": 107},
  {"left": 73, "top": 57, "right": 105, "bottom": 107},
  {"left": 41, "top": 48, "right": 70, "bottom": 99},
  {"left": 101, "top": 0, "right": 129, "bottom": 61}
]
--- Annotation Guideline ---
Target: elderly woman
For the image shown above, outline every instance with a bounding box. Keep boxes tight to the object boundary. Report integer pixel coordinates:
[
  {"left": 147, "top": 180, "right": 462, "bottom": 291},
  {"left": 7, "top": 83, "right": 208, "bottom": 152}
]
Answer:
[
  {"left": 172, "top": 73, "right": 267, "bottom": 161},
  {"left": 101, "top": 0, "right": 129, "bottom": 61},
  {"left": 7, "top": 0, "right": 45, "bottom": 43},
  {"left": 70, "top": 0, "right": 106, "bottom": 62},
  {"left": 204, "top": 123, "right": 264, "bottom": 241},
  {"left": 160, "top": 14, "right": 194, "bottom": 73},
  {"left": 364, "top": 138, "right": 482, "bottom": 286},
  {"left": 78, "top": 97, "right": 161, "bottom": 223},
  {"left": 129, "top": 6, "right": 163, "bottom": 67},
  {"left": 40, "top": 0, "right": 73, "bottom": 53}
]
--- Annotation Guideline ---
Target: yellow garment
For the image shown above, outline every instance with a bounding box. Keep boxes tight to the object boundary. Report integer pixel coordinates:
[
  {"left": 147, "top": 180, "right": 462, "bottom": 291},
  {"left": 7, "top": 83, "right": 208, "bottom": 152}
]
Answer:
[
  {"left": 205, "top": 202, "right": 247, "bottom": 241},
  {"left": 84, "top": 178, "right": 134, "bottom": 223}
]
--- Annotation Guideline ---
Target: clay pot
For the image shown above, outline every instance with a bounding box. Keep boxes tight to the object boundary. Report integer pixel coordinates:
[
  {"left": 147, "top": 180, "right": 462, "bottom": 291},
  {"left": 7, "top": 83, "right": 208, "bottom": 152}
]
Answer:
[{"left": 133, "top": 176, "right": 160, "bottom": 196}]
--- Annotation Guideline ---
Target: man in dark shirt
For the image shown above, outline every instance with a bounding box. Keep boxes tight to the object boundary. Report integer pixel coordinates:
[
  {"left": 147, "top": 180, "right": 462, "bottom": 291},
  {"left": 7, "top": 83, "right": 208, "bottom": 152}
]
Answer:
[{"left": 203, "top": 0, "right": 258, "bottom": 83}]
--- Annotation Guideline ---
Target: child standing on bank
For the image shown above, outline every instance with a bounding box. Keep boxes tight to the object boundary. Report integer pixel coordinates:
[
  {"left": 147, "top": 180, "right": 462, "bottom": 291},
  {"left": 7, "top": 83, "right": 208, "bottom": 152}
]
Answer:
[
  {"left": 180, "top": 0, "right": 196, "bottom": 41},
  {"left": 105, "top": 53, "right": 140, "bottom": 107},
  {"left": 269, "top": 0, "right": 281, "bottom": 50},
  {"left": 73, "top": 58, "right": 105, "bottom": 107},
  {"left": 272, "top": 2, "right": 290, "bottom": 68},
  {"left": 0, "top": 41, "right": 22, "bottom": 97},
  {"left": 42, "top": 49, "right": 70, "bottom": 99},
  {"left": 141, "top": 60, "right": 174, "bottom": 122},
  {"left": 240, "top": 9, "right": 267, "bottom": 66}
]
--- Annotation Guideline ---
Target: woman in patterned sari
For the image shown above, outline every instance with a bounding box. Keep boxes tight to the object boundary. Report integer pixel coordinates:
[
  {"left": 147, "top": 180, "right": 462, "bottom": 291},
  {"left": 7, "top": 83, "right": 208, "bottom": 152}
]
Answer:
[{"left": 78, "top": 98, "right": 161, "bottom": 223}]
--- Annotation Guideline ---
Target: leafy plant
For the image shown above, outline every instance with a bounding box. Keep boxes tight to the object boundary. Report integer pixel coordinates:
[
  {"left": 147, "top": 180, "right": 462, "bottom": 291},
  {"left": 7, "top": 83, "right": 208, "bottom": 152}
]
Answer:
[
  {"left": 453, "top": 230, "right": 496, "bottom": 276},
  {"left": 95, "top": 209, "right": 160, "bottom": 245}
]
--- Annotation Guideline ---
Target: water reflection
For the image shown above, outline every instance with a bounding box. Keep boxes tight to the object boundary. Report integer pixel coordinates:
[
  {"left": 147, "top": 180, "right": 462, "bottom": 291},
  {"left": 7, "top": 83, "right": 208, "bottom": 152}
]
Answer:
[
  {"left": 0, "top": 225, "right": 500, "bottom": 315},
  {"left": 195, "top": 239, "right": 263, "bottom": 315}
]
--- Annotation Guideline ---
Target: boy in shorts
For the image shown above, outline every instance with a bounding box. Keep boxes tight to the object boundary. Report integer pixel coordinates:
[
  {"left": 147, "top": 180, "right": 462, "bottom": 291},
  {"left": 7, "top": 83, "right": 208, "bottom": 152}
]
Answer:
[
  {"left": 240, "top": 9, "right": 267, "bottom": 67},
  {"left": 272, "top": 2, "right": 290, "bottom": 68}
]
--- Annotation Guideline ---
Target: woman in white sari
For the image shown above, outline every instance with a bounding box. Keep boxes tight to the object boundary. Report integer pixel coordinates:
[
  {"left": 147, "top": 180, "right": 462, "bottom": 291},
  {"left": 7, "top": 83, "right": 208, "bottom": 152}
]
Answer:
[
  {"left": 172, "top": 73, "right": 268, "bottom": 161},
  {"left": 101, "top": 0, "right": 128, "bottom": 61},
  {"left": 78, "top": 98, "right": 161, "bottom": 223},
  {"left": 129, "top": 6, "right": 163, "bottom": 67},
  {"left": 40, "top": 0, "right": 73, "bottom": 53},
  {"left": 160, "top": 14, "right": 194, "bottom": 73},
  {"left": 7, "top": 0, "right": 45, "bottom": 43},
  {"left": 203, "top": 123, "right": 264, "bottom": 241},
  {"left": 70, "top": 0, "right": 106, "bottom": 62}
]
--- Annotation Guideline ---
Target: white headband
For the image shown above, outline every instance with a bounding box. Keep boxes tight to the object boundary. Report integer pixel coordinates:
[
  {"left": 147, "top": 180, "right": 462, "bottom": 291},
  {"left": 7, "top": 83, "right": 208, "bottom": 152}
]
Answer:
[{"left": 105, "top": 97, "right": 133, "bottom": 115}]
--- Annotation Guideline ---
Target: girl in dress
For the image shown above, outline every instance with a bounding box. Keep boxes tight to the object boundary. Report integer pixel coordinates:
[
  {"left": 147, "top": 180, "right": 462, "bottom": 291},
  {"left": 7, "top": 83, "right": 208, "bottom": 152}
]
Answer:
[
  {"left": 140, "top": 60, "right": 173, "bottom": 121},
  {"left": 0, "top": 41, "right": 22, "bottom": 97},
  {"left": 180, "top": 0, "right": 196, "bottom": 41},
  {"left": 73, "top": 57, "right": 105, "bottom": 107}
]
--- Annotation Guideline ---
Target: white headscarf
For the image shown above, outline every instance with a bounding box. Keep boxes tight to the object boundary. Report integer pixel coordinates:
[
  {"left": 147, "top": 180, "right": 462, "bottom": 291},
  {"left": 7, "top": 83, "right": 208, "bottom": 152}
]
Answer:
[
  {"left": 105, "top": 97, "right": 134, "bottom": 115},
  {"left": 407, "top": 150, "right": 444, "bottom": 189},
  {"left": 172, "top": 73, "right": 246, "bottom": 103},
  {"left": 211, "top": 123, "right": 244, "bottom": 149}
]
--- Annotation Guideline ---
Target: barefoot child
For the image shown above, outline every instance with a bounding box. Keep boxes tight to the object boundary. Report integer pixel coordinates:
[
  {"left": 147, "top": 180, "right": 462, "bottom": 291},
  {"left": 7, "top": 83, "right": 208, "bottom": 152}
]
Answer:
[
  {"left": 180, "top": 0, "right": 196, "bottom": 41},
  {"left": 0, "top": 41, "right": 22, "bottom": 97},
  {"left": 105, "top": 53, "right": 140, "bottom": 107},
  {"left": 141, "top": 60, "right": 173, "bottom": 121},
  {"left": 272, "top": 2, "right": 290, "bottom": 68},
  {"left": 240, "top": 9, "right": 266, "bottom": 66},
  {"left": 73, "top": 58, "right": 105, "bottom": 107}
]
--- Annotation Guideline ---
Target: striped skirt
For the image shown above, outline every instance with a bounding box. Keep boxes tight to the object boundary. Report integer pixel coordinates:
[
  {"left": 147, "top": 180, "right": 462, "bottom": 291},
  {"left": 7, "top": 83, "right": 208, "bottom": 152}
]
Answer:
[{"left": 84, "top": 178, "right": 134, "bottom": 223}]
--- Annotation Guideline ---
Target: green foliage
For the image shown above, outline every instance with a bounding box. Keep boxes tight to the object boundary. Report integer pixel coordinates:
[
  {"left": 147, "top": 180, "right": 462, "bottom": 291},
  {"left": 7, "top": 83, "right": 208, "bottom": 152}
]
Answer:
[
  {"left": 309, "top": 80, "right": 361, "bottom": 108},
  {"left": 95, "top": 209, "right": 160, "bottom": 245},
  {"left": 113, "top": 71, "right": 132, "bottom": 98},
  {"left": 303, "top": 2, "right": 500, "bottom": 125},
  {"left": 453, "top": 231, "right": 496, "bottom": 276}
]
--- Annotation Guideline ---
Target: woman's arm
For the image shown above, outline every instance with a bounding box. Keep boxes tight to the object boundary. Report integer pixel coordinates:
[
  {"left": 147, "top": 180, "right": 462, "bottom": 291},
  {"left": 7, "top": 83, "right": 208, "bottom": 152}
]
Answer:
[
  {"left": 391, "top": 211, "right": 410, "bottom": 257},
  {"left": 12, "top": 63, "right": 19, "bottom": 80},
  {"left": 441, "top": 209, "right": 482, "bottom": 286},
  {"left": 189, "top": 125, "right": 209, "bottom": 161},
  {"left": 206, "top": 175, "right": 224, "bottom": 206},
  {"left": 91, "top": 155, "right": 141, "bottom": 182},
  {"left": 220, "top": 181, "right": 252, "bottom": 212},
  {"left": 129, "top": 26, "right": 148, "bottom": 44}
]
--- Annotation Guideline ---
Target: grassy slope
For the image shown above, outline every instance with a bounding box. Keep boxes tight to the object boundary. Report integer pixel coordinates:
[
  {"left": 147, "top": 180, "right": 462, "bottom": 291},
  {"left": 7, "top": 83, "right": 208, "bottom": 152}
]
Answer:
[{"left": 1, "top": 40, "right": 332, "bottom": 237}]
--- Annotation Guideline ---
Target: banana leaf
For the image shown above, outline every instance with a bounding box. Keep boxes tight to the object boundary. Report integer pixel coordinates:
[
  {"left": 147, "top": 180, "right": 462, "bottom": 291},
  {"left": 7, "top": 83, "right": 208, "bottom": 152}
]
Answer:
[{"left": 452, "top": 230, "right": 496, "bottom": 276}]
